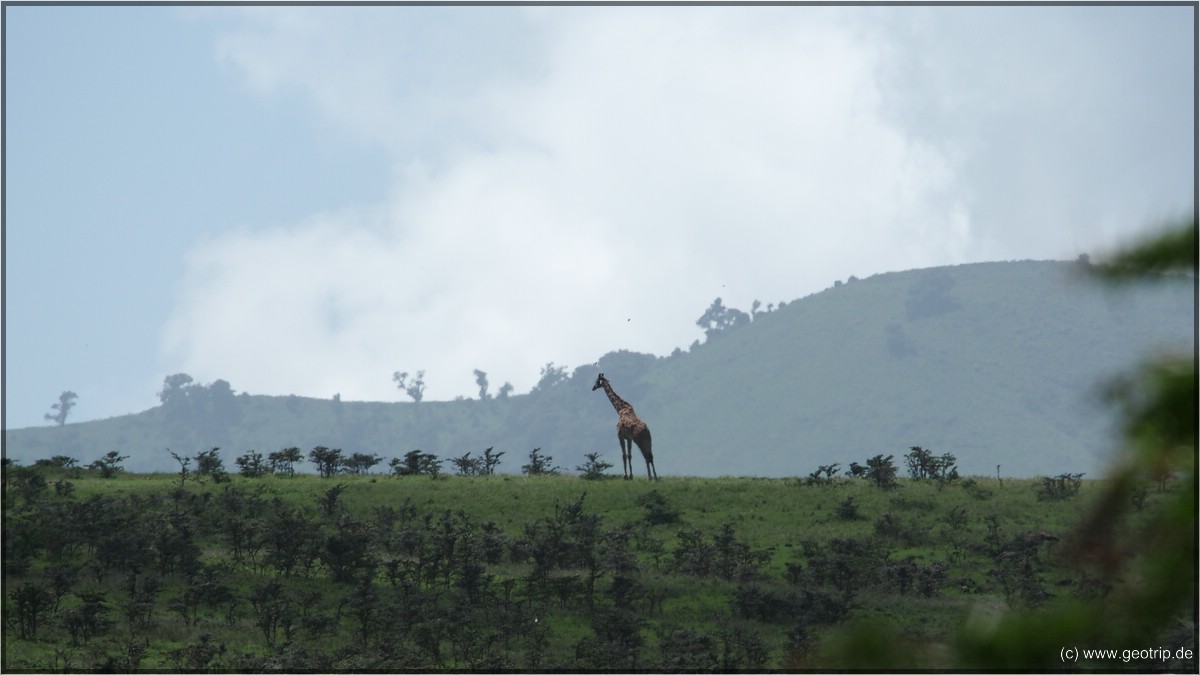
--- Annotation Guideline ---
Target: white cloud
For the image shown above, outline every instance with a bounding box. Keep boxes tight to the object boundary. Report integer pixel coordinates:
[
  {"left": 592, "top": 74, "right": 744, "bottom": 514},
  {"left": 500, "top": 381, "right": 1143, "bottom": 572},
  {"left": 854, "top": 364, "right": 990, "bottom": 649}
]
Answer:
[{"left": 163, "top": 7, "right": 977, "bottom": 402}]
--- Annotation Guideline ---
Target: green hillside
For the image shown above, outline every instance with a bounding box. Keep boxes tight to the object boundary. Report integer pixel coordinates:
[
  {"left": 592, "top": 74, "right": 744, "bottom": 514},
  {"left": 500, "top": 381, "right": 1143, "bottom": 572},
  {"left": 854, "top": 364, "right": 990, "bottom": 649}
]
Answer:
[
  {"left": 4, "top": 260, "right": 1193, "bottom": 478},
  {"left": 2, "top": 468, "right": 1193, "bottom": 671}
]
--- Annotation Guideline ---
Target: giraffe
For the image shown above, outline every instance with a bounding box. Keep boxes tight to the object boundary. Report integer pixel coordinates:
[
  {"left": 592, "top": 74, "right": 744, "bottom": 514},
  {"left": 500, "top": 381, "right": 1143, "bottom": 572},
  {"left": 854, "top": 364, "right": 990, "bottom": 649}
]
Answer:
[{"left": 592, "top": 373, "right": 657, "bottom": 480}]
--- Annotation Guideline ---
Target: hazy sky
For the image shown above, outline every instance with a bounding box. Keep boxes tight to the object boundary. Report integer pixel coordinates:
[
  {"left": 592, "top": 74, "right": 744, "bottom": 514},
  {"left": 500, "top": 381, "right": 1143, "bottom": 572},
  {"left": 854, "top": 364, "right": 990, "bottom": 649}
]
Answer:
[{"left": 4, "top": 5, "right": 1195, "bottom": 429}]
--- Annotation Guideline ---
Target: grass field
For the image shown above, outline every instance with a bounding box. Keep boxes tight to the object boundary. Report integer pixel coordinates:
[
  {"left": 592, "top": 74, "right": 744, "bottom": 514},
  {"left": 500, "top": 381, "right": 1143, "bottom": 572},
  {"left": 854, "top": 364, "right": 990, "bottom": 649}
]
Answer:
[{"left": 6, "top": 460, "right": 1189, "bottom": 672}]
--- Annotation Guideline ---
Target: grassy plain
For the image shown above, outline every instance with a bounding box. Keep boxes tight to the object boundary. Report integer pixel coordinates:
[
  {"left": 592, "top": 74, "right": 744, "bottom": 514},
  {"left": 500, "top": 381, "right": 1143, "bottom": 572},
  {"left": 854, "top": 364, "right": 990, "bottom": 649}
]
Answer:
[{"left": 7, "top": 463, "right": 1181, "bottom": 672}]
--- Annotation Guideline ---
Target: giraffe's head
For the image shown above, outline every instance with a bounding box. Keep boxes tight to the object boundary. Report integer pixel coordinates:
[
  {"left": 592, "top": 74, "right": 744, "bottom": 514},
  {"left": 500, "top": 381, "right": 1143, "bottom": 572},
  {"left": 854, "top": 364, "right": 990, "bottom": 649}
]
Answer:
[{"left": 592, "top": 373, "right": 608, "bottom": 391}]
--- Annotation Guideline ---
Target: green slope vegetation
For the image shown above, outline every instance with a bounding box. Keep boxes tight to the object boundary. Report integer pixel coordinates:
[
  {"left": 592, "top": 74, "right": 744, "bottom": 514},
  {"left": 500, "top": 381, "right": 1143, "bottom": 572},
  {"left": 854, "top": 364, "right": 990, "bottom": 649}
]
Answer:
[
  {"left": 3, "top": 466, "right": 1191, "bottom": 671},
  {"left": 643, "top": 260, "right": 1193, "bottom": 477},
  {"left": 4, "top": 260, "right": 1193, "bottom": 478}
]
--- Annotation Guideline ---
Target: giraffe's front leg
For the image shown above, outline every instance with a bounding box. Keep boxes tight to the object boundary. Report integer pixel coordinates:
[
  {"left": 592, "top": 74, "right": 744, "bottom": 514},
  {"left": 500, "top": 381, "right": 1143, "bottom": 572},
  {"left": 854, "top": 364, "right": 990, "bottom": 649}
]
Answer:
[{"left": 619, "top": 436, "right": 633, "bottom": 480}]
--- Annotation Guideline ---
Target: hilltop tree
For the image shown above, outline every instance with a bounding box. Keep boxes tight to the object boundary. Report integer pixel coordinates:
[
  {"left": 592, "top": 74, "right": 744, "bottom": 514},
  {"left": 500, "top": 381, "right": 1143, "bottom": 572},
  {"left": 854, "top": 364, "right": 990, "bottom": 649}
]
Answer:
[
  {"left": 267, "top": 447, "right": 302, "bottom": 476},
  {"left": 343, "top": 453, "right": 382, "bottom": 475},
  {"left": 44, "top": 391, "right": 78, "bottom": 426},
  {"left": 235, "top": 450, "right": 267, "bottom": 478},
  {"left": 451, "top": 452, "right": 483, "bottom": 476},
  {"left": 864, "top": 454, "right": 898, "bottom": 489},
  {"left": 309, "top": 446, "right": 344, "bottom": 478},
  {"left": 532, "top": 363, "right": 568, "bottom": 392},
  {"left": 696, "top": 297, "right": 750, "bottom": 340},
  {"left": 390, "top": 450, "right": 442, "bottom": 478},
  {"left": 206, "top": 379, "right": 241, "bottom": 424},
  {"left": 37, "top": 455, "right": 78, "bottom": 470},
  {"left": 449, "top": 446, "right": 505, "bottom": 476},
  {"left": 454, "top": 446, "right": 507, "bottom": 476},
  {"left": 497, "top": 382, "right": 514, "bottom": 399},
  {"left": 481, "top": 446, "right": 505, "bottom": 474},
  {"left": 392, "top": 370, "right": 426, "bottom": 403},
  {"left": 904, "top": 447, "right": 958, "bottom": 486},
  {"left": 156, "top": 374, "right": 241, "bottom": 425},
  {"left": 159, "top": 373, "right": 194, "bottom": 406},
  {"left": 473, "top": 369, "right": 491, "bottom": 400}
]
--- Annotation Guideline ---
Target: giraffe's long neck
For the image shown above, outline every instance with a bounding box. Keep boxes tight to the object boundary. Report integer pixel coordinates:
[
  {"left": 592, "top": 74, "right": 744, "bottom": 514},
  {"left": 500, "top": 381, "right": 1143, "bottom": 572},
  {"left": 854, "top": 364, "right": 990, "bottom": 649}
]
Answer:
[{"left": 602, "top": 381, "right": 631, "bottom": 413}]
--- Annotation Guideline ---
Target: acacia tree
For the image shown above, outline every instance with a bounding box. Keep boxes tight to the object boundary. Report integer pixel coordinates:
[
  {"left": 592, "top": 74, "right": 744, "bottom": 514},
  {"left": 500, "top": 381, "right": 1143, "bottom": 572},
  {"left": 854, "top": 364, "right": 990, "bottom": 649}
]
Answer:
[
  {"left": 168, "top": 450, "right": 191, "bottom": 487},
  {"left": 390, "top": 450, "right": 442, "bottom": 478},
  {"left": 451, "top": 452, "right": 483, "bottom": 476},
  {"left": 865, "top": 454, "right": 898, "bottom": 489},
  {"left": 904, "top": 447, "right": 958, "bottom": 485},
  {"left": 89, "top": 451, "right": 128, "bottom": 479},
  {"left": 392, "top": 370, "right": 426, "bottom": 403},
  {"left": 235, "top": 450, "right": 267, "bottom": 478},
  {"left": 344, "top": 453, "right": 382, "bottom": 475},
  {"left": 194, "top": 448, "right": 228, "bottom": 483},
  {"left": 44, "top": 391, "right": 79, "bottom": 426},
  {"left": 268, "top": 447, "right": 302, "bottom": 476},
  {"left": 452, "top": 447, "right": 505, "bottom": 476},
  {"left": 309, "top": 447, "right": 344, "bottom": 478},
  {"left": 480, "top": 447, "right": 505, "bottom": 475},
  {"left": 473, "top": 369, "right": 490, "bottom": 400}
]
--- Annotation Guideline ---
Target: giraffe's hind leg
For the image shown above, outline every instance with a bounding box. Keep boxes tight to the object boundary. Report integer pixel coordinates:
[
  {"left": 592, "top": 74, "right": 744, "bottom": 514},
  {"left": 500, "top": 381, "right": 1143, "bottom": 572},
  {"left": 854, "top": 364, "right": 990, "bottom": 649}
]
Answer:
[{"left": 635, "top": 436, "right": 657, "bottom": 481}]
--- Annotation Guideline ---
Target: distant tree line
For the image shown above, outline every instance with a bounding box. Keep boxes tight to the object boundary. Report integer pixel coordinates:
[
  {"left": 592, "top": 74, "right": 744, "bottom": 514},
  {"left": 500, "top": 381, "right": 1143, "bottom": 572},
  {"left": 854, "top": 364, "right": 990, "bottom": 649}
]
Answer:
[
  {"left": 158, "top": 374, "right": 241, "bottom": 428},
  {"left": 803, "top": 447, "right": 960, "bottom": 490},
  {"left": 694, "top": 296, "right": 785, "bottom": 343},
  {"left": 82, "top": 445, "right": 592, "bottom": 482}
]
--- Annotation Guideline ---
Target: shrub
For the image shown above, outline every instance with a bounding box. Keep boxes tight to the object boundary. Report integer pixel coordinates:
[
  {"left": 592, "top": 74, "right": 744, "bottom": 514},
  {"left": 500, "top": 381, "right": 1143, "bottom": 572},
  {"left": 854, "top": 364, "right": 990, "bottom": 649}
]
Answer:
[
  {"left": 88, "top": 451, "right": 127, "bottom": 479},
  {"left": 904, "top": 447, "right": 959, "bottom": 486},
  {"left": 577, "top": 452, "right": 615, "bottom": 480},
  {"left": 451, "top": 452, "right": 483, "bottom": 476},
  {"left": 801, "top": 538, "right": 882, "bottom": 601},
  {"left": 865, "top": 454, "right": 898, "bottom": 489},
  {"left": 636, "top": 490, "right": 682, "bottom": 525},
  {"left": 1036, "top": 473, "right": 1084, "bottom": 500},
  {"left": 873, "top": 513, "right": 905, "bottom": 539},
  {"left": 521, "top": 448, "right": 560, "bottom": 476},
  {"left": 672, "top": 523, "right": 768, "bottom": 581},
  {"left": 805, "top": 463, "right": 841, "bottom": 486},
  {"left": 657, "top": 627, "right": 720, "bottom": 671},
  {"left": 733, "top": 586, "right": 850, "bottom": 626},
  {"left": 961, "top": 477, "right": 994, "bottom": 500},
  {"left": 194, "top": 448, "right": 228, "bottom": 483},
  {"left": 836, "top": 496, "right": 861, "bottom": 521}
]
